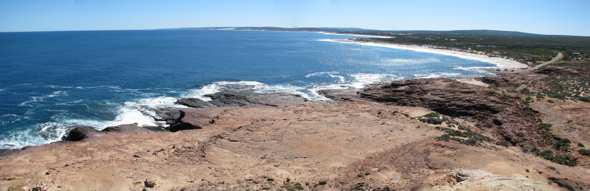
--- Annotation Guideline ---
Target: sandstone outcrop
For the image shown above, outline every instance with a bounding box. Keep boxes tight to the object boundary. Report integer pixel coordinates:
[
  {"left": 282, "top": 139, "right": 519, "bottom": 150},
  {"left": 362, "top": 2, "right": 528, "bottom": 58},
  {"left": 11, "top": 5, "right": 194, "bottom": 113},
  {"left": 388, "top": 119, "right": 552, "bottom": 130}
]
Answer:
[
  {"left": 359, "top": 78, "right": 543, "bottom": 148},
  {"left": 65, "top": 124, "right": 152, "bottom": 142},
  {"left": 64, "top": 126, "right": 99, "bottom": 141},
  {"left": 3, "top": 68, "right": 590, "bottom": 190},
  {"left": 176, "top": 98, "right": 215, "bottom": 108},
  {"left": 205, "top": 91, "right": 309, "bottom": 107}
]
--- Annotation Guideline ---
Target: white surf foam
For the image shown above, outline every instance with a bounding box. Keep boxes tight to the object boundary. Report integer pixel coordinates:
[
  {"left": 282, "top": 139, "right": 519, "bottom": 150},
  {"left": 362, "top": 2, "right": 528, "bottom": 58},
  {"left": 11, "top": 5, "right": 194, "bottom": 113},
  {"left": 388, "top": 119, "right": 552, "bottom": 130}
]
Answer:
[
  {"left": 350, "top": 73, "right": 399, "bottom": 89},
  {"left": 182, "top": 81, "right": 310, "bottom": 101},
  {"left": 414, "top": 72, "right": 462, "bottom": 79},
  {"left": 55, "top": 99, "right": 85, "bottom": 106},
  {"left": 380, "top": 58, "right": 441, "bottom": 65},
  {"left": 0, "top": 122, "right": 70, "bottom": 150},
  {"left": 321, "top": 39, "right": 528, "bottom": 69},
  {"left": 454, "top": 66, "right": 497, "bottom": 76},
  {"left": 0, "top": 114, "right": 21, "bottom": 126},
  {"left": 19, "top": 91, "right": 69, "bottom": 107},
  {"left": 305, "top": 71, "right": 346, "bottom": 83}
]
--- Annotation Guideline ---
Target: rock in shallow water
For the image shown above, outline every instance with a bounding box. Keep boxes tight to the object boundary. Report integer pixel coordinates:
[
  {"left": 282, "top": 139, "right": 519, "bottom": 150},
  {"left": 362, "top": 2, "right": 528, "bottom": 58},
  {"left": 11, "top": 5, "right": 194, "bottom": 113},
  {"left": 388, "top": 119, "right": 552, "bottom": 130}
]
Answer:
[
  {"left": 205, "top": 91, "right": 308, "bottom": 107},
  {"left": 176, "top": 98, "right": 215, "bottom": 108},
  {"left": 64, "top": 124, "right": 154, "bottom": 142},
  {"left": 153, "top": 107, "right": 182, "bottom": 124}
]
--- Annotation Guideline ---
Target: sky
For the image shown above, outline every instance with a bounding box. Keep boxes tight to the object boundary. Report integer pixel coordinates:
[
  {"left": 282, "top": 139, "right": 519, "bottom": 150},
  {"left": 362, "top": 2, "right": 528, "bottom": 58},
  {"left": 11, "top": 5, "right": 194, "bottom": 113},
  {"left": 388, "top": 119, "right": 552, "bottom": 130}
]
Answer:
[{"left": 1, "top": 0, "right": 589, "bottom": 36}]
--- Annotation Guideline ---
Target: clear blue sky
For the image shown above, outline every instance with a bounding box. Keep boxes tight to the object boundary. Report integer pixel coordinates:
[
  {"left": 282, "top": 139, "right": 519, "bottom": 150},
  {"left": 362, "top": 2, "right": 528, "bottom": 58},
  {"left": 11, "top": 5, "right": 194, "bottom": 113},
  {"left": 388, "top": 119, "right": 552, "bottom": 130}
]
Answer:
[{"left": 1, "top": 0, "right": 589, "bottom": 36}]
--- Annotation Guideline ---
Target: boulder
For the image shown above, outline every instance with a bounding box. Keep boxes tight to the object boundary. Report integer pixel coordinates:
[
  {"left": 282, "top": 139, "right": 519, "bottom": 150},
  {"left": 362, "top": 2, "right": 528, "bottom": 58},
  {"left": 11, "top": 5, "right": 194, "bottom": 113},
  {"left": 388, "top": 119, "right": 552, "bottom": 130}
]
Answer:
[
  {"left": 64, "top": 124, "right": 153, "bottom": 141},
  {"left": 205, "top": 92, "right": 252, "bottom": 107},
  {"left": 64, "top": 126, "right": 99, "bottom": 141},
  {"left": 205, "top": 91, "right": 309, "bottom": 107},
  {"left": 318, "top": 89, "right": 359, "bottom": 102},
  {"left": 153, "top": 107, "right": 182, "bottom": 124},
  {"left": 176, "top": 98, "right": 215, "bottom": 108},
  {"left": 168, "top": 107, "right": 228, "bottom": 132}
]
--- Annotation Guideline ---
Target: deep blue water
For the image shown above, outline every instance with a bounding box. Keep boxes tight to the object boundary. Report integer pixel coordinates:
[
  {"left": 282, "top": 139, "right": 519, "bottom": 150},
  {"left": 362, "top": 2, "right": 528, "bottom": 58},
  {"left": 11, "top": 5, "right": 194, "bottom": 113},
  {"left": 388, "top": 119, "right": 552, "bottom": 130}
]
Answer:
[{"left": 0, "top": 30, "right": 496, "bottom": 149}]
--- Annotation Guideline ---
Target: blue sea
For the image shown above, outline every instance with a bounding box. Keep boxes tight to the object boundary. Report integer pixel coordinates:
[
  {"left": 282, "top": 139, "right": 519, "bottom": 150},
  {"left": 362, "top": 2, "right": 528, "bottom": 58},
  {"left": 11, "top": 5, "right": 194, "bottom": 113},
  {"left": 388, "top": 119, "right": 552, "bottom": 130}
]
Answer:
[{"left": 0, "top": 30, "right": 497, "bottom": 149}]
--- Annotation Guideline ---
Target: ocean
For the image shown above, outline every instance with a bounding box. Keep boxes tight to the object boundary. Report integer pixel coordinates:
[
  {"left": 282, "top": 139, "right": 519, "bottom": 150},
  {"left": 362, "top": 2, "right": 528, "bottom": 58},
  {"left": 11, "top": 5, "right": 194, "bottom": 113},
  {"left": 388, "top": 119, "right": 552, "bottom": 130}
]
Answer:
[{"left": 0, "top": 30, "right": 497, "bottom": 149}]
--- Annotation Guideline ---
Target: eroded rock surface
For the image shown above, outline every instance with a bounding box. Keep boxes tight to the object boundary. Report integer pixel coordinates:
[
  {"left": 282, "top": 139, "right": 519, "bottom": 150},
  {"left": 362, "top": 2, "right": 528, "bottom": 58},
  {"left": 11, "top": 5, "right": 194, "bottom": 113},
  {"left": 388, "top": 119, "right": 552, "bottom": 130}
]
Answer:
[
  {"left": 359, "top": 78, "right": 543, "bottom": 148},
  {"left": 176, "top": 98, "right": 215, "bottom": 108},
  {"left": 205, "top": 91, "right": 309, "bottom": 107},
  {"left": 1, "top": 102, "right": 588, "bottom": 190},
  {"left": 65, "top": 124, "right": 152, "bottom": 142}
]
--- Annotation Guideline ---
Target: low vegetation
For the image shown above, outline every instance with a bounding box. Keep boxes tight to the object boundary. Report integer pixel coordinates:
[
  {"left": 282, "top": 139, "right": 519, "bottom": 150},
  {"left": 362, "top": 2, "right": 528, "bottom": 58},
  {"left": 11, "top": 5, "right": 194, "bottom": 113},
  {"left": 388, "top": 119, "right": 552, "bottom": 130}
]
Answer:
[
  {"left": 350, "top": 31, "right": 590, "bottom": 66},
  {"left": 435, "top": 125, "right": 494, "bottom": 147}
]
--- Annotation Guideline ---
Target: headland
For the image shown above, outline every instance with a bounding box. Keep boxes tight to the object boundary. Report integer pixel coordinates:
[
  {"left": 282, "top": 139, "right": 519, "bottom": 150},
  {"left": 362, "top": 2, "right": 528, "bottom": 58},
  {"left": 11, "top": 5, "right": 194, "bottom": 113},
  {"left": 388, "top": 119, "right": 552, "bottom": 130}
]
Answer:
[
  {"left": 1, "top": 60, "right": 589, "bottom": 190},
  {"left": 2, "top": 29, "right": 590, "bottom": 190}
]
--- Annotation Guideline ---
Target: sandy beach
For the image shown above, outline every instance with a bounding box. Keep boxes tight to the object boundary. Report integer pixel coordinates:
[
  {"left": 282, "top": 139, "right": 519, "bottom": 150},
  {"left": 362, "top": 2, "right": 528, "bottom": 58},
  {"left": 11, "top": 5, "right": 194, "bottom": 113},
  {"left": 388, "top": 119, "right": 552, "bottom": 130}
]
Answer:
[
  {"left": 317, "top": 32, "right": 393, "bottom": 38},
  {"left": 322, "top": 39, "right": 529, "bottom": 69}
]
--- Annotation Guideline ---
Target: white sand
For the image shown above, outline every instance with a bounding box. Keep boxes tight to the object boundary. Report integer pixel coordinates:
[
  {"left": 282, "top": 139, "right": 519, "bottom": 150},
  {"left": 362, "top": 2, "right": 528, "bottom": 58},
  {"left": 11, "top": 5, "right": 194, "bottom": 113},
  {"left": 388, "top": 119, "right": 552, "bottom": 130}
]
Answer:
[
  {"left": 322, "top": 39, "right": 529, "bottom": 69},
  {"left": 317, "top": 32, "right": 393, "bottom": 38},
  {"left": 456, "top": 78, "right": 489, "bottom": 87}
]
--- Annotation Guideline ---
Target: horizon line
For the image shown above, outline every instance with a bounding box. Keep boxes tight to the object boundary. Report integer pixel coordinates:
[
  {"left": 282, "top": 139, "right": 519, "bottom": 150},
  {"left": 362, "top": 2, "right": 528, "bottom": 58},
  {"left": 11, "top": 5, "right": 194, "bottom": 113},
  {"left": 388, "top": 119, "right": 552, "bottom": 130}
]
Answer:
[{"left": 1, "top": 27, "right": 588, "bottom": 37}]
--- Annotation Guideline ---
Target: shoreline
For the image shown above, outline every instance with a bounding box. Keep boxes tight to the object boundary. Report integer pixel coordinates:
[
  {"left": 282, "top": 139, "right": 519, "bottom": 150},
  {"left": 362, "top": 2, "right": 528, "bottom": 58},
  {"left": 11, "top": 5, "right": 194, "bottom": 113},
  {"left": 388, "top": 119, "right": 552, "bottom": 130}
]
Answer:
[
  {"left": 322, "top": 39, "right": 529, "bottom": 69},
  {"left": 3, "top": 70, "right": 589, "bottom": 190},
  {"left": 316, "top": 31, "right": 393, "bottom": 38},
  {"left": 0, "top": 31, "right": 530, "bottom": 151}
]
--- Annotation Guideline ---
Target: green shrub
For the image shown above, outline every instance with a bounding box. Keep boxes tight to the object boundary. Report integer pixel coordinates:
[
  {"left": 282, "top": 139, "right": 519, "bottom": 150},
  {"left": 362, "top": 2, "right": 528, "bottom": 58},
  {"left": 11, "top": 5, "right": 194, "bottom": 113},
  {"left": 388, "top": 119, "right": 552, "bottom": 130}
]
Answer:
[
  {"left": 318, "top": 181, "right": 327, "bottom": 185},
  {"left": 436, "top": 134, "right": 450, "bottom": 141},
  {"left": 579, "top": 149, "right": 590, "bottom": 156},
  {"left": 555, "top": 139, "right": 571, "bottom": 150},
  {"left": 530, "top": 146, "right": 540, "bottom": 154},
  {"left": 462, "top": 138, "right": 477, "bottom": 146},
  {"left": 539, "top": 124, "right": 552, "bottom": 131},
  {"left": 540, "top": 150, "right": 554, "bottom": 160},
  {"left": 554, "top": 154, "right": 576, "bottom": 166},
  {"left": 423, "top": 112, "right": 439, "bottom": 118},
  {"left": 548, "top": 100, "right": 555, "bottom": 103},
  {"left": 420, "top": 117, "right": 443, "bottom": 125},
  {"left": 579, "top": 143, "right": 585, "bottom": 147},
  {"left": 496, "top": 141, "right": 511, "bottom": 147},
  {"left": 553, "top": 180, "right": 575, "bottom": 191},
  {"left": 294, "top": 183, "right": 304, "bottom": 190}
]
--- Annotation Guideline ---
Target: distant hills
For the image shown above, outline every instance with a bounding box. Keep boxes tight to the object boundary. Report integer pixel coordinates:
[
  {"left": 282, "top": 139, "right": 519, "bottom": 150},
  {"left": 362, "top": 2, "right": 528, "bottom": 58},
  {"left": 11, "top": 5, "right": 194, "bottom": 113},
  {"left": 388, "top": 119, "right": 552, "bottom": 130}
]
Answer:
[
  {"left": 179, "top": 26, "right": 590, "bottom": 65},
  {"left": 180, "top": 27, "right": 586, "bottom": 38}
]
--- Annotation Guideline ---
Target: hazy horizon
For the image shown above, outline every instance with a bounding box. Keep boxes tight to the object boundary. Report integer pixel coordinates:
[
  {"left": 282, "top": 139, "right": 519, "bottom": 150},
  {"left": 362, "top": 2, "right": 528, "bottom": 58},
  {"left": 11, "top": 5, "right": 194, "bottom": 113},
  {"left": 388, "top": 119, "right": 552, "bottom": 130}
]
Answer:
[{"left": 1, "top": 0, "right": 589, "bottom": 36}]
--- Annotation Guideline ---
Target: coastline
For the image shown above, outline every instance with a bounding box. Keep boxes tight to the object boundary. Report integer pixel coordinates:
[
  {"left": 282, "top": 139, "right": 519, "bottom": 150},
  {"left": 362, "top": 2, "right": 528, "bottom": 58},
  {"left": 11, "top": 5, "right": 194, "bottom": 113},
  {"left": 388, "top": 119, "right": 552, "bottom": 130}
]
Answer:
[
  {"left": 322, "top": 39, "right": 529, "bottom": 69},
  {"left": 2, "top": 64, "right": 590, "bottom": 190},
  {"left": 316, "top": 31, "right": 393, "bottom": 38}
]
